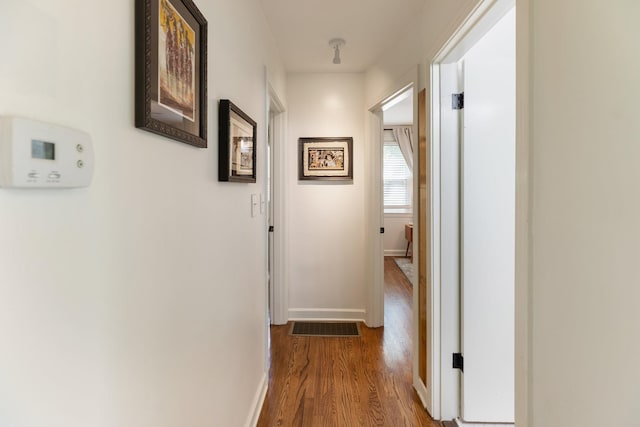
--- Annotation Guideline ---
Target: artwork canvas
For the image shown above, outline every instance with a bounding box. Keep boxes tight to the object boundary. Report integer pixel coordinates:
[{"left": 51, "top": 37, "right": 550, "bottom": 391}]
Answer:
[
  {"left": 158, "top": 0, "right": 196, "bottom": 121},
  {"left": 230, "top": 111, "right": 254, "bottom": 176},
  {"left": 307, "top": 148, "right": 345, "bottom": 171}
]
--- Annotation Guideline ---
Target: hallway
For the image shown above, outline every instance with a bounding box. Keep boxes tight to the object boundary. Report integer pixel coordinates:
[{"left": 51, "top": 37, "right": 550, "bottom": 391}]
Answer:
[{"left": 257, "top": 257, "right": 438, "bottom": 426}]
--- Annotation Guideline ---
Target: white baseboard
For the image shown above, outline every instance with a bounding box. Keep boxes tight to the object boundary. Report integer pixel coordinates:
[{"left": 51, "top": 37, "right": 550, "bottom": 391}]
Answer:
[
  {"left": 384, "top": 249, "right": 408, "bottom": 256},
  {"left": 454, "top": 418, "right": 514, "bottom": 427},
  {"left": 288, "top": 308, "right": 366, "bottom": 322},
  {"left": 245, "top": 373, "right": 268, "bottom": 427},
  {"left": 413, "top": 378, "right": 429, "bottom": 412}
]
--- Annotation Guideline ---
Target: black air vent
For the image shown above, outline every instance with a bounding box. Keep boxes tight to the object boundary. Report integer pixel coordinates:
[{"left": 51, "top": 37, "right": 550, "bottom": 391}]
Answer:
[{"left": 290, "top": 322, "right": 360, "bottom": 337}]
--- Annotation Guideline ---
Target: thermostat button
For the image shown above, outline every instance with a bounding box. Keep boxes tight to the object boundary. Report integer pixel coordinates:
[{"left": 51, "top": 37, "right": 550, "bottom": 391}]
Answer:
[
  {"left": 28, "top": 172, "right": 40, "bottom": 179},
  {"left": 48, "top": 172, "right": 61, "bottom": 179}
]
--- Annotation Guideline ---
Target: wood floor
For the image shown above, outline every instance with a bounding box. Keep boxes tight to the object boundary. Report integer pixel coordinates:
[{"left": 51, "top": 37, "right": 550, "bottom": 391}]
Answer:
[{"left": 257, "top": 257, "right": 441, "bottom": 427}]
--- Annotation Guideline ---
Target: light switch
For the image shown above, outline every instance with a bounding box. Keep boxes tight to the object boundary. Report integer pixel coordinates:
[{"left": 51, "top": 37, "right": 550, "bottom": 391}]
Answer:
[{"left": 260, "top": 193, "right": 266, "bottom": 215}]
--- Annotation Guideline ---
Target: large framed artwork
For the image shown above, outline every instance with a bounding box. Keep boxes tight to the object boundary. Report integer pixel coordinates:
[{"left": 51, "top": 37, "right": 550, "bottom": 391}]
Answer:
[
  {"left": 218, "top": 99, "right": 257, "bottom": 183},
  {"left": 298, "top": 137, "right": 353, "bottom": 181},
  {"left": 135, "top": 0, "right": 207, "bottom": 147}
]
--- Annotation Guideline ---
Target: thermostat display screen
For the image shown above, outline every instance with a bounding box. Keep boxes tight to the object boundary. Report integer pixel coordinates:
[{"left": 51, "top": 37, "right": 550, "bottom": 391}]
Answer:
[{"left": 31, "top": 140, "right": 55, "bottom": 160}]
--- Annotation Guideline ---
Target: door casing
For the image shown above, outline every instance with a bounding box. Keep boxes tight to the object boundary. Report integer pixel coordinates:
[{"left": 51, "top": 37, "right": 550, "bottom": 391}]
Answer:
[{"left": 266, "top": 80, "right": 287, "bottom": 326}]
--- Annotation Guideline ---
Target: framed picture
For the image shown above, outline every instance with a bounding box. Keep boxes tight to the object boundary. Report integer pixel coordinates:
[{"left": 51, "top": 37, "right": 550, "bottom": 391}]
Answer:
[
  {"left": 135, "top": 0, "right": 207, "bottom": 148},
  {"left": 218, "top": 100, "right": 257, "bottom": 183},
  {"left": 298, "top": 137, "right": 353, "bottom": 181}
]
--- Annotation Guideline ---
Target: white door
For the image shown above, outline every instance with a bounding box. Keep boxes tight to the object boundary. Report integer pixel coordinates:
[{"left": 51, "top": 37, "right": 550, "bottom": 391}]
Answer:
[{"left": 460, "top": 7, "right": 515, "bottom": 423}]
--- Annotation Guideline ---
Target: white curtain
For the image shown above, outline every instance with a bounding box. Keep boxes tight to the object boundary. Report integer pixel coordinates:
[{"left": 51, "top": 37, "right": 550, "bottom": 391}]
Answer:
[{"left": 392, "top": 127, "right": 414, "bottom": 171}]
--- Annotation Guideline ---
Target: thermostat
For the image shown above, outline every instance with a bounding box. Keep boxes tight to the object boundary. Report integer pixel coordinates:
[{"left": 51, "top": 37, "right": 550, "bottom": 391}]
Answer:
[{"left": 0, "top": 117, "right": 94, "bottom": 188}]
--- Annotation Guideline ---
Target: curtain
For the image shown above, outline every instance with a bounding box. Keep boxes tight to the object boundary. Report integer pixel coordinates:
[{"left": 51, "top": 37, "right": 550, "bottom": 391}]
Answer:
[{"left": 392, "top": 127, "right": 413, "bottom": 171}]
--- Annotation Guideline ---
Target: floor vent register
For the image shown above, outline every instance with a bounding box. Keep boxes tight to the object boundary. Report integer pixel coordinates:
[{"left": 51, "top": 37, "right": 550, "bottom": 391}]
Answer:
[{"left": 290, "top": 321, "right": 360, "bottom": 337}]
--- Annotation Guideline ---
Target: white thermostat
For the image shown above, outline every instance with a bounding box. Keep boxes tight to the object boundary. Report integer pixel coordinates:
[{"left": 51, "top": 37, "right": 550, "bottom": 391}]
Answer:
[{"left": 0, "top": 117, "right": 94, "bottom": 188}]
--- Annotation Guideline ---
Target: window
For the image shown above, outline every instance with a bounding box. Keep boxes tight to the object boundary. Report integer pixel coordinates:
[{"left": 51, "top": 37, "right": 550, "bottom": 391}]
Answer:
[{"left": 383, "top": 130, "right": 412, "bottom": 213}]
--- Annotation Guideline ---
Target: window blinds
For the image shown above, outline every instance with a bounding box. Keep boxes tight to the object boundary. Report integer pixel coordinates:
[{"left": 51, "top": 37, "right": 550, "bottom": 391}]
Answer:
[{"left": 383, "top": 135, "right": 412, "bottom": 211}]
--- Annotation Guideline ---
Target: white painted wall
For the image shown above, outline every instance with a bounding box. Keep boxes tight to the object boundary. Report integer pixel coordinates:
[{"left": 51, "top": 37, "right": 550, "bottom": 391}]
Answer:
[
  {"left": 460, "top": 7, "right": 515, "bottom": 422},
  {"left": 384, "top": 214, "right": 413, "bottom": 256},
  {"left": 529, "top": 1, "right": 640, "bottom": 425},
  {"left": 0, "top": 1, "right": 284, "bottom": 426},
  {"left": 286, "top": 73, "right": 367, "bottom": 321}
]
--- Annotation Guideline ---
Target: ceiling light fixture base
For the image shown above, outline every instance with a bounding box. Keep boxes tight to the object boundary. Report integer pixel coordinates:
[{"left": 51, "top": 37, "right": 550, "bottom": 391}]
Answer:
[
  {"left": 329, "top": 38, "right": 346, "bottom": 49},
  {"left": 329, "top": 38, "right": 346, "bottom": 65}
]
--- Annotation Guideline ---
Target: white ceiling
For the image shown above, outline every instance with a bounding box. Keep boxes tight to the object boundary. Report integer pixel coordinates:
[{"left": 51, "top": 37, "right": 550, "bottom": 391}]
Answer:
[{"left": 259, "top": 0, "right": 427, "bottom": 73}]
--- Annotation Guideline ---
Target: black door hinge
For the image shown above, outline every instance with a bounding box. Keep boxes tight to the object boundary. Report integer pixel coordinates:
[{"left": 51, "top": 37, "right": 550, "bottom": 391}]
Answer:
[
  {"left": 380, "top": 227, "right": 385, "bottom": 234},
  {"left": 452, "top": 93, "right": 464, "bottom": 110},
  {"left": 453, "top": 353, "right": 464, "bottom": 372},
  {"left": 268, "top": 225, "right": 274, "bottom": 232}
]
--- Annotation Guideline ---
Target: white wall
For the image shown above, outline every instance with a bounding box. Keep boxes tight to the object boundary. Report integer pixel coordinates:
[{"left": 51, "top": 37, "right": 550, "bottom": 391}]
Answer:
[
  {"left": 529, "top": 1, "right": 640, "bottom": 425},
  {"left": 0, "top": 1, "right": 284, "bottom": 426},
  {"left": 286, "top": 73, "right": 367, "bottom": 321},
  {"left": 384, "top": 214, "right": 413, "bottom": 256}
]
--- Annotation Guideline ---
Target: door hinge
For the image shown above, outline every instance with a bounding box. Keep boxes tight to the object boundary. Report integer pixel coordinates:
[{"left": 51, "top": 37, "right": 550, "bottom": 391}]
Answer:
[
  {"left": 453, "top": 353, "right": 464, "bottom": 372},
  {"left": 380, "top": 227, "right": 385, "bottom": 234},
  {"left": 268, "top": 225, "right": 274, "bottom": 232},
  {"left": 452, "top": 92, "right": 464, "bottom": 110}
]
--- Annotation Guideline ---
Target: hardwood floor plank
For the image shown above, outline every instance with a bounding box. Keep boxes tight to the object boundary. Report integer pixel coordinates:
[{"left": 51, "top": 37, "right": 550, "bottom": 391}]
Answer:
[{"left": 257, "top": 257, "right": 441, "bottom": 427}]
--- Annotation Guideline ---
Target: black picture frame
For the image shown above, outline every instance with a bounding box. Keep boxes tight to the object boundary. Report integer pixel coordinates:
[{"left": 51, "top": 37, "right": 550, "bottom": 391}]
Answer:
[
  {"left": 135, "top": 0, "right": 207, "bottom": 148},
  {"left": 219, "top": 100, "right": 257, "bottom": 183},
  {"left": 298, "top": 137, "right": 354, "bottom": 181}
]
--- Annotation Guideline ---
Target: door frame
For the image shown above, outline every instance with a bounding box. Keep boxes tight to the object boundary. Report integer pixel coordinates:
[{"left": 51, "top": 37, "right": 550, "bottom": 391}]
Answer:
[
  {"left": 365, "top": 106, "right": 384, "bottom": 328},
  {"left": 265, "top": 78, "right": 287, "bottom": 326},
  {"left": 429, "top": 0, "right": 530, "bottom": 422}
]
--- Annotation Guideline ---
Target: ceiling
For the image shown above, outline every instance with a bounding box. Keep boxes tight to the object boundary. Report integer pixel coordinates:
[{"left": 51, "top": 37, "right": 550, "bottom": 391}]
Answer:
[{"left": 259, "top": 0, "right": 427, "bottom": 73}]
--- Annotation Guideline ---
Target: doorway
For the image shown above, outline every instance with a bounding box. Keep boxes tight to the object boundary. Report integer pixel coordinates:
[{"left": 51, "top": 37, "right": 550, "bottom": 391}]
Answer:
[
  {"left": 430, "top": 0, "right": 516, "bottom": 423},
  {"left": 381, "top": 88, "right": 414, "bottom": 265},
  {"left": 381, "top": 87, "right": 417, "bottom": 373},
  {"left": 366, "top": 79, "right": 416, "bottom": 330}
]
